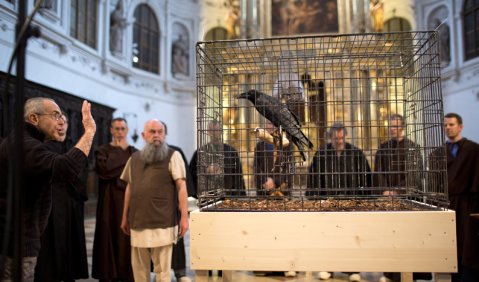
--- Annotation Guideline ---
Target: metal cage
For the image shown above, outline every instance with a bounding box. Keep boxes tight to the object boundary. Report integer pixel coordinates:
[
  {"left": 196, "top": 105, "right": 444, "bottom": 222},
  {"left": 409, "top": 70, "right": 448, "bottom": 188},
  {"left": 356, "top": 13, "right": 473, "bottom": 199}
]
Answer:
[{"left": 195, "top": 31, "right": 447, "bottom": 212}]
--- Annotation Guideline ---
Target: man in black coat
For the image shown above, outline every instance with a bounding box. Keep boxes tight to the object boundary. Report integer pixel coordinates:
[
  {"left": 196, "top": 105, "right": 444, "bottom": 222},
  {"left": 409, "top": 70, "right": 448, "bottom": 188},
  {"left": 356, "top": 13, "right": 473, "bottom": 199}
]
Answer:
[
  {"left": 189, "top": 120, "right": 245, "bottom": 199},
  {"left": 307, "top": 123, "right": 372, "bottom": 198},
  {"left": 374, "top": 114, "right": 430, "bottom": 282},
  {"left": 307, "top": 123, "right": 370, "bottom": 282},
  {"left": 0, "top": 98, "right": 96, "bottom": 281},
  {"left": 439, "top": 113, "right": 479, "bottom": 282},
  {"left": 189, "top": 120, "right": 245, "bottom": 278},
  {"left": 374, "top": 114, "right": 423, "bottom": 196},
  {"left": 34, "top": 113, "right": 89, "bottom": 281}
]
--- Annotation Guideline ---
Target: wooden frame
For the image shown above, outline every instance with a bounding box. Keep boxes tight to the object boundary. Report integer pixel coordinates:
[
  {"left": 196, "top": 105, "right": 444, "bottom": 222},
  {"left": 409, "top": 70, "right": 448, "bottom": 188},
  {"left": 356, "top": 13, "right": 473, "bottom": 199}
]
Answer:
[{"left": 190, "top": 210, "right": 457, "bottom": 282}]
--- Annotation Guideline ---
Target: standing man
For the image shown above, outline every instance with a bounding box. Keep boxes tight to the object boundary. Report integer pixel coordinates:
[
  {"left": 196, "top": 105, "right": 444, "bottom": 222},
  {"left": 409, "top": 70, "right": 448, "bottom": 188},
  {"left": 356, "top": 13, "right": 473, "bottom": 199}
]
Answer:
[
  {"left": 307, "top": 123, "right": 372, "bottom": 197},
  {"left": 0, "top": 98, "right": 96, "bottom": 281},
  {"left": 307, "top": 123, "right": 371, "bottom": 282},
  {"left": 34, "top": 113, "right": 89, "bottom": 281},
  {"left": 120, "top": 119, "right": 189, "bottom": 282},
  {"left": 440, "top": 113, "right": 479, "bottom": 282},
  {"left": 190, "top": 120, "right": 245, "bottom": 198},
  {"left": 374, "top": 114, "right": 430, "bottom": 282},
  {"left": 374, "top": 114, "right": 423, "bottom": 196},
  {"left": 92, "top": 117, "right": 137, "bottom": 281}
]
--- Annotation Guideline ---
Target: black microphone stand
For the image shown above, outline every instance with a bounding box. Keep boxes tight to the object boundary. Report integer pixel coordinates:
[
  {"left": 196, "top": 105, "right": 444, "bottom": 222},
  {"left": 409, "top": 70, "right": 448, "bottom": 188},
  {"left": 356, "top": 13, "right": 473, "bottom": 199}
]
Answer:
[{"left": 1, "top": 0, "right": 43, "bottom": 280}]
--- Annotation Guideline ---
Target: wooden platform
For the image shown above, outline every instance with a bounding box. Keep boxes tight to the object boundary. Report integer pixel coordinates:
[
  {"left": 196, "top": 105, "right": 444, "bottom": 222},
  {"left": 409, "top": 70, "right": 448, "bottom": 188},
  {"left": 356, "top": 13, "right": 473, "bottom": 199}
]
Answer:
[{"left": 190, "top": 209, "right": 457, "bottom": 282}]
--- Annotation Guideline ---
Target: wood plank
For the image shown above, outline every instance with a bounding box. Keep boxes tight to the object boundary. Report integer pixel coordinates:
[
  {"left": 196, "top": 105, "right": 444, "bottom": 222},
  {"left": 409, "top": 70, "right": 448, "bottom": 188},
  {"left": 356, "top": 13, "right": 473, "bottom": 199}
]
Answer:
[
  {"left": 190, "top": 210, "right": 457, "bottom": 272},
  {"left": 401, "top": 272, "right": 413, "bottom": 282}
]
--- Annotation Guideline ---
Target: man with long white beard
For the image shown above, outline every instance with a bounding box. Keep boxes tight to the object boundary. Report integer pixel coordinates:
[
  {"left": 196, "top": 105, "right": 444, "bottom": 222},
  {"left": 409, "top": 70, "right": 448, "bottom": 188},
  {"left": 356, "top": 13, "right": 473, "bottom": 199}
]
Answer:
[{"left": 120, "top": 119, "right": 189, "bottom": 282}]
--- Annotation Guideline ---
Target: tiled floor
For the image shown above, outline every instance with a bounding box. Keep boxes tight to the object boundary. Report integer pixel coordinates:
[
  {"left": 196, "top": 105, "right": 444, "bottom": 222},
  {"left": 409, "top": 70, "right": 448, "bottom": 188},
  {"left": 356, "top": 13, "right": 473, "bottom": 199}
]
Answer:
[{"left": 78, "top": 199, "right": 432, "bottom": 282}]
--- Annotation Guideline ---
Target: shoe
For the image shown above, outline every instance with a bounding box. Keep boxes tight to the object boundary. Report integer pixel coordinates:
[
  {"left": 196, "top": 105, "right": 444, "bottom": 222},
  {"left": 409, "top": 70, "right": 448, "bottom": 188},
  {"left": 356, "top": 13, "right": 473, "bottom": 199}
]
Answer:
[
  {"left": 253, "top": 271, "right": 268, "bottom": 276},
  {"left": 319, "top": 271, "right": 332, "bottom": 280},
  {"left": 349, "top": 273, "right": 361, "bottom": 282},
  {"left": 378, "top": 276, "right": 387, "bottom": 282},
  {"left": 284, "top": 271, "right": 296, "bottom": 277},
  {"left": 178, "top": 277, "right": 192, "bottom": 282}
]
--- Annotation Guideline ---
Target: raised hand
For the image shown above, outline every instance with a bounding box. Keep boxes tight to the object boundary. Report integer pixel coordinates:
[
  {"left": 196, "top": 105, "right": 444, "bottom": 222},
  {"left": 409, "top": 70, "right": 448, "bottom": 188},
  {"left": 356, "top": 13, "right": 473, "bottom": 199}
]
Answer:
[{"left": 81, "top": 100, "right": 96, "bottom": 134}]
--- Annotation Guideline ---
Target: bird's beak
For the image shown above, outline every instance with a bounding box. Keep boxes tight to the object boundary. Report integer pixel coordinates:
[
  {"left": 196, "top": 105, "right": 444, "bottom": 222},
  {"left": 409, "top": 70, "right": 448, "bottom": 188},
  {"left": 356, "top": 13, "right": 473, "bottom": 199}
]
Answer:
[{"left": 238, "top": 92, "right": 248, "bottom": 99}]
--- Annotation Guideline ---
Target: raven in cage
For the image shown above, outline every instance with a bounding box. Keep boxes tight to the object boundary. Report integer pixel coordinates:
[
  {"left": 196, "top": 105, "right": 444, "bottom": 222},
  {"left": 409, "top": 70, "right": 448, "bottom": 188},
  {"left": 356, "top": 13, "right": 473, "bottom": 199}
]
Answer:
[{"left": 238, "top": 89, "right": 313, "bottom": 160}]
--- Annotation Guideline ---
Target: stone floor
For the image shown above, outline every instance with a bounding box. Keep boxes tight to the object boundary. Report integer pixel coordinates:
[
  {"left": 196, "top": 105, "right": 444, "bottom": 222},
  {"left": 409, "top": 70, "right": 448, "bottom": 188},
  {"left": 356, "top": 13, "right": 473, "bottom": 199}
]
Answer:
[{"left": 78, "top": 198, "right": 434, "bottom": 282}]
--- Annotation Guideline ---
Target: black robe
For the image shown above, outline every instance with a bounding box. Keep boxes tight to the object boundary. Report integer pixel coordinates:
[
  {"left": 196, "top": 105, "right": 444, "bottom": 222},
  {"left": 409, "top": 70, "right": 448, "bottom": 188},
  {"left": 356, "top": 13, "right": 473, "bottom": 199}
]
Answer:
[
  {"left": 437, "top": 139, "right": 479, "bottom": 270},
  {"left": 307, "top": 143, "right": 372, "bottom": 197},
  {"left": 34, "top": 141, "right": 89, "bottom": 281},
  {"left": 169, "top": 144, "right": 194, "bottom": 273},
  {"left": 190, "top": 142, "right": 245, "bottom": 197},
  {"left": 92, "top": 144, "right": 137, "bottom": 281},
  {"left": 374, "top": 138, "right": 423, "bottom": 193},
  {"left": 375, "top": 139, "right": 430, "bottom": 281},
  {"left": 0, "top": 124, "right": 87, "bottom": 258}
]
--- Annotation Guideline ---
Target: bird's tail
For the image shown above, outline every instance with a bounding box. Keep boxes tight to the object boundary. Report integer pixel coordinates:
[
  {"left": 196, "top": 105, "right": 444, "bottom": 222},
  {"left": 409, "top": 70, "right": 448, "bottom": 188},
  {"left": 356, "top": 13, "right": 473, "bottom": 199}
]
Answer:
[
  {"left": 301, "top": 131, "right": 314, "bottom": 149},
  {"left": 294, "top": 138, "right": 307, "bottom": 161}
]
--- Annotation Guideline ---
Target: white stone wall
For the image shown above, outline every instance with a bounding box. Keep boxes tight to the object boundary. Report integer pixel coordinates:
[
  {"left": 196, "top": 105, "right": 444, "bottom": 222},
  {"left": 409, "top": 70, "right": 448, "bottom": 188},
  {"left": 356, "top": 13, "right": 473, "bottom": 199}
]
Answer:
[
  {"left": 415, "top": 0, "right": 479, "bottom": 142},
  {"left": 0, "top": 0, "right": 200, "bottom": 158}
]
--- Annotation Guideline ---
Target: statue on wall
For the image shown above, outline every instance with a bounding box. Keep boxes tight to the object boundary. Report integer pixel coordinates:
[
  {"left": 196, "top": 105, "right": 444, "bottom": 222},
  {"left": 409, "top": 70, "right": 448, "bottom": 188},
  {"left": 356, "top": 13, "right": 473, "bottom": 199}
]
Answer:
[
  {"left": 430, "top": 18, "right": 451, "bottom": 67},
  {"left": 172, "top": 35, "right": 189, "bottom": 78},
  {"left": 370, "top": 0, "right": 384, "bottom": 32},
  {"left": 110, "top": 0, "right": 127, "bottom": 57},
  {"left": 225, "top": 5, "right": 240, "bottom": 39},
  {"left": 40, "top": 0, "right": 56, "bottom": 10}
]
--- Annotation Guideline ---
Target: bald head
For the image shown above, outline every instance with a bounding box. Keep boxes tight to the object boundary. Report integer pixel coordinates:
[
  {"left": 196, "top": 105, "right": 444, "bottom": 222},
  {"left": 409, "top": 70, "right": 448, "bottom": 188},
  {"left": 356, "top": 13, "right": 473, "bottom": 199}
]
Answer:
[
  {"left": 141, "top": 119, "right": 166, "bottom": 146},
  {"left": 24, "top": 97, "right": 65, "bottom": 141}
]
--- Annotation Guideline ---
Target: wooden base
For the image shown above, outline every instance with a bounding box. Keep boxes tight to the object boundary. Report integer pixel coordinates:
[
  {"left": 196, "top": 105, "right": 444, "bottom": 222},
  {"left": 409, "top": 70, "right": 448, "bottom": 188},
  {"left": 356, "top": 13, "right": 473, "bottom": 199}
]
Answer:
[{"left": 190, "top": 209, "right": 457, "bottom": 275}]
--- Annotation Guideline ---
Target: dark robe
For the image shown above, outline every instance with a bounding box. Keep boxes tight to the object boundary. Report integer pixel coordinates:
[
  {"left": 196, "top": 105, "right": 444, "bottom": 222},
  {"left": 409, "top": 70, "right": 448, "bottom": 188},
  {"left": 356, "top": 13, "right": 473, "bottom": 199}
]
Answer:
[
  {"left": 0, "top": 123, "right": 87, "bottom": 258},
  {"left": 374, "top": 138, "right": 423, "bottom": 193},
  {"left": 432, "top": 139, "right": 479, "bottom": 271},
  {"left": 307, "top": 143, "right": 372, "bottom": 197},
  {"left": 92, "top": 143, "right": 137, "bottom": 281},
  {"left": 375, "top": 138, "right": 431, "bottom": 281},
  {"left": 253, "top": 141, "right": 294, "bottom": 196},
  {"left": 169, "top": 144, "right": 194, "bottom": 275},
  {"left": 34, "top": 141, "right": 89, "bottom": 281},
  {"left": 190, "top": 142, "right": 245, "bottom": 197}
]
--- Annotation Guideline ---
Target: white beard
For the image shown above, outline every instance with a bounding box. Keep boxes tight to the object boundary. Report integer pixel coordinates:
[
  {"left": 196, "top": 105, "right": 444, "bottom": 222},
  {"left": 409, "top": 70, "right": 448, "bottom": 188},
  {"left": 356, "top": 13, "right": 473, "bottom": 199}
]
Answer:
[{"left": 141, "top": 141, "right": 169, "bottom": 164}]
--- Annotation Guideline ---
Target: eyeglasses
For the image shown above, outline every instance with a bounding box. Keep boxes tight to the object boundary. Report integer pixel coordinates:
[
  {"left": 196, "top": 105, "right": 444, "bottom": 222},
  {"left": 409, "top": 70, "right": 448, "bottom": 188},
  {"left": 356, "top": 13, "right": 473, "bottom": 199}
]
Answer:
[
  {"left": 113, "top": 127, "right": 127, "bottom": 131},
  {"left": 35, "top": 112, "right": 64, "bottom": 121}
]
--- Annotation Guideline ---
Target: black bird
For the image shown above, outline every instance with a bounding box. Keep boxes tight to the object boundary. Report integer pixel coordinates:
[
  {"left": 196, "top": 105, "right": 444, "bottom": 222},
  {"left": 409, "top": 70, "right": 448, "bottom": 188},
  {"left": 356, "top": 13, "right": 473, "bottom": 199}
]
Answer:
[{"left": 238, "top": 89, "right": 313, "bottom": 160}]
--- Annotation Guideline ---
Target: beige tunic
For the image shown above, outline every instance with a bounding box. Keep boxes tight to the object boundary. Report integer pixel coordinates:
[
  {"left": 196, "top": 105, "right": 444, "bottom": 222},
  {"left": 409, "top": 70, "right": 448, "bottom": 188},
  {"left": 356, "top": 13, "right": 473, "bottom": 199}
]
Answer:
[{"left": 121, "top": 151, "right": 185, "bottom": 247}]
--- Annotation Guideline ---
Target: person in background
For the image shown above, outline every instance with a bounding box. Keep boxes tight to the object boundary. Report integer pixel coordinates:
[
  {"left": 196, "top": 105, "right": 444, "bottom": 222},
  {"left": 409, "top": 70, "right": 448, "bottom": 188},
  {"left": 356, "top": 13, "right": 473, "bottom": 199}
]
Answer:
[
  {"left": 189, "top": 120, "right": 245, "bottom": 277},
  {"left": 120, "top": 119, "right": 189, "bottom": 282},
  {"left": 307, "top": 123, "right": 372, "bottom": 198},
  {"left": 374, "top": 114, "right": 430, "bottom": 282},
  {"left": 34, "top": 112, "right": 89, "bottom": 281},
  {"left": 374, "top": 114, "right": 424, "bottom": 196},
  {"left": 307, "top": 123, "right": 371, "bottom": 282},
  {"left": 92, "top": 117, "right": 137, "bottom": 281},
  {"left": 253, "top": 121, "right": 294, "bottom": 197},
  {"left": 430, "top": 113, "right": 479, "bottom": 282},
  {"left": 161, "top": 121, "right": 193, "bottom": 282},
  {"left": 0, "top": 98, "right": 96, "bottom": 281},
  {"left": 189, "top": 120, "right": 245, "bottom": 198}
]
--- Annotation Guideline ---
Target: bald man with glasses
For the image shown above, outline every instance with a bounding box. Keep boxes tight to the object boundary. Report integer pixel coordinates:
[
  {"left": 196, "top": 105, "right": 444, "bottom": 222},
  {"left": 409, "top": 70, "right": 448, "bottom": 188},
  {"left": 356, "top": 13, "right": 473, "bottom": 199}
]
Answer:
[{"left": 0, "top": 97, "right": 96, "bottom": 281}]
